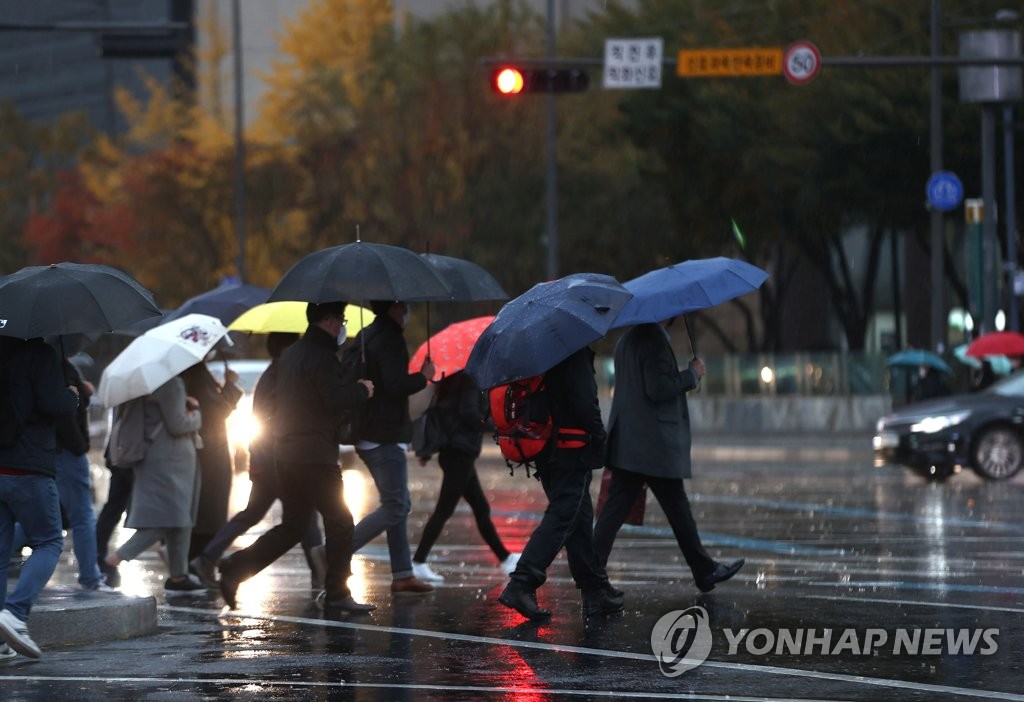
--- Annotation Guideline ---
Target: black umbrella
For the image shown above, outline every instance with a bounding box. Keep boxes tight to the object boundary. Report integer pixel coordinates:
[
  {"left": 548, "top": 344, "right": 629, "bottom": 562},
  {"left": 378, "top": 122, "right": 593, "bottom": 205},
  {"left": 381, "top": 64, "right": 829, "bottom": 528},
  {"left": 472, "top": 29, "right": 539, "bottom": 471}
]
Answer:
[
  {"left": 420, "top": 253, "right": 508, "bottom": 301},
  {"left": 164, "top": 283, "right": 270, "bottom": 326},
  {"left": 268, "top": 241, "right": 453, "bottom": 304},
  {"left": 0, "top": 262, "right": 162, "bottom": 339}
]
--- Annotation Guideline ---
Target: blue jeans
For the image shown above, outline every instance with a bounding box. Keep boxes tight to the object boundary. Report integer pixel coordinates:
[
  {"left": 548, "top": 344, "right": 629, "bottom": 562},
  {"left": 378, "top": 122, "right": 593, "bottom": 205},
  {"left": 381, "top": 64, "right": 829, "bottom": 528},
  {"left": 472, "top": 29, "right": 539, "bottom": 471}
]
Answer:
[
  {"left": 353, "top": 444, "right": 413, "bottom": 580},
  {"left": 12, "top": 452, "right": 103, "bottom": 588},
  {"left": 0, "top": 474, "right": 63, "bottom": 621}
]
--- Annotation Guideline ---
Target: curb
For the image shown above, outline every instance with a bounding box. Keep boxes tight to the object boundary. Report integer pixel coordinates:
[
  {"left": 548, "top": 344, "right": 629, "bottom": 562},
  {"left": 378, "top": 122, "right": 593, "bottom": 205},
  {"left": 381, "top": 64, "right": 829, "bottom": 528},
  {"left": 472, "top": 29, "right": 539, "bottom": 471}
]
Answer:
[{"left": 28, "top": 587, "right": 158, "bottom": 647}]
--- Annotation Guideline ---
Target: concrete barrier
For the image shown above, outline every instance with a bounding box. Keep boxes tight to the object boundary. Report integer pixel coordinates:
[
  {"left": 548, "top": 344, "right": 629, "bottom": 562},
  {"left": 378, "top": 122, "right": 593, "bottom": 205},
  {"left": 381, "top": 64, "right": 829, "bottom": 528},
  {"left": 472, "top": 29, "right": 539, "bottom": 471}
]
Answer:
[{"left": 688, "top": 395, "right": 892, "bottom": 434}]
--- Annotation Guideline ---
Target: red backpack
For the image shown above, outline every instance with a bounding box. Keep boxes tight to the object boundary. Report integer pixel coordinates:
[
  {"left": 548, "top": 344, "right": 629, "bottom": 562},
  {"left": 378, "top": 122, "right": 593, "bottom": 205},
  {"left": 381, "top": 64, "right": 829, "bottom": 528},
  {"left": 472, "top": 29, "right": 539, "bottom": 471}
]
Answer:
[{"left": 487, "top": 375, "right": 587, "bottom": 475}]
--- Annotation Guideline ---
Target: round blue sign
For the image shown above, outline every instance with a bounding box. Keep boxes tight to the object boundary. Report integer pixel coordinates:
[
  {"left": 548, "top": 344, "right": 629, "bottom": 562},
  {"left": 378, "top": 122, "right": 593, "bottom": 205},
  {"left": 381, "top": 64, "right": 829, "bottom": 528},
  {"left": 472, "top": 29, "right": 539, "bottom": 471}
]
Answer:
[{"left": 926, "top": 171, "right": 964, "bottom": 212}]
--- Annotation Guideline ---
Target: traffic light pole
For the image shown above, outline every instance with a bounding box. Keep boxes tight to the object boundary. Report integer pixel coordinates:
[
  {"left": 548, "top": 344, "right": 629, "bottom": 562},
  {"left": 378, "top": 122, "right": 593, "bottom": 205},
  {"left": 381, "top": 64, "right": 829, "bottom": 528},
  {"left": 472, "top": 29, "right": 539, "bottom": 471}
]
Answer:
[{"left": 544, "top": 0, "right": 558, "bottom": 280}]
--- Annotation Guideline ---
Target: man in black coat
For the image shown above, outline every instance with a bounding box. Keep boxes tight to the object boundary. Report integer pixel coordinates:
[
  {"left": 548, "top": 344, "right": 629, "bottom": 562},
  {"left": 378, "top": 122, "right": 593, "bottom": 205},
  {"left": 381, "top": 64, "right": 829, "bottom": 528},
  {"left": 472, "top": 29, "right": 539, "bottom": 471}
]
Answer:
[
  {"left": 219, "top": 301, "right": 375, "bottom": 612},
  {"left": 593, "top": 320, "right": 744, "bottom": 592},
  {"left": 498, "top": 346, "right": 623, "bottom": 621},
  {"left": 351, "top": 300, "right": 436, "bottom": 595}
]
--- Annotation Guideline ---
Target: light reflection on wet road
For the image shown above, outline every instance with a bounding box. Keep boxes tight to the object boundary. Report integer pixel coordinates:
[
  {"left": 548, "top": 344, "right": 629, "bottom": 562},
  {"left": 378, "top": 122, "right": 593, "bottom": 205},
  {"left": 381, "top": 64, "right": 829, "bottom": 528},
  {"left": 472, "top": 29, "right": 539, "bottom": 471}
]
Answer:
[{"left": 5, "top": 437, "right": 1024, "bottom": 700}]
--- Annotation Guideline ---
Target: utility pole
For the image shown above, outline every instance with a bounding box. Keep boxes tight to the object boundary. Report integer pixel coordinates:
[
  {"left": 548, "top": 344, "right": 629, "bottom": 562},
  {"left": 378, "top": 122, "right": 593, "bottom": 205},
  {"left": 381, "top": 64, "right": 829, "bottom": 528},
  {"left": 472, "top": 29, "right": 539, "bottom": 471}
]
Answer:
[
  {"left": 929, "top": 0, "right": 946, "bottom": 351},
  {"left": 544, "top": 0, "right": 559, "bottom": 280},
  {"left": 232, "top": 0, "right": 247, "bottom": 284}
]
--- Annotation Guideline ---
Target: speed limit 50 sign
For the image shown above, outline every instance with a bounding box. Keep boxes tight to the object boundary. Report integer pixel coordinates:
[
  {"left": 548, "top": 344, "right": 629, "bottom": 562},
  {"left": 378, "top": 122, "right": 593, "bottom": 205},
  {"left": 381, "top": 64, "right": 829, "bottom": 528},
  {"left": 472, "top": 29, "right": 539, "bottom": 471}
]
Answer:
[{"left": 782, "top": 41, "right": 821, "bottom": 84}]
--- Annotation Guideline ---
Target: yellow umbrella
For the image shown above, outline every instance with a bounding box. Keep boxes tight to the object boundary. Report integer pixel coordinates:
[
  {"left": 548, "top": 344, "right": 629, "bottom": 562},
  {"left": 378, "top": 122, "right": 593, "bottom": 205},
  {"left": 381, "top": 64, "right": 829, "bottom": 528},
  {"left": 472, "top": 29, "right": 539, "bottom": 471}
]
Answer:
[{"left": 228, "top": 301, "right": 375, "bottom": 334}]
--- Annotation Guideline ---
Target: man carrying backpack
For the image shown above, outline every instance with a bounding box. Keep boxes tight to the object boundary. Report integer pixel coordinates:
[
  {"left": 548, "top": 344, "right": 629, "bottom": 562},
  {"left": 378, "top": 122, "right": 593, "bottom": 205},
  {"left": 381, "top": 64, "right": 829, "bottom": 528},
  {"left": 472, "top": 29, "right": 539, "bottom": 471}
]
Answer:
[
  {"left": 0, "top": 336, "right": 80, "bottom": 660},
  {"left": 498, "top": 346, "right": 623, "bottom": 621}
]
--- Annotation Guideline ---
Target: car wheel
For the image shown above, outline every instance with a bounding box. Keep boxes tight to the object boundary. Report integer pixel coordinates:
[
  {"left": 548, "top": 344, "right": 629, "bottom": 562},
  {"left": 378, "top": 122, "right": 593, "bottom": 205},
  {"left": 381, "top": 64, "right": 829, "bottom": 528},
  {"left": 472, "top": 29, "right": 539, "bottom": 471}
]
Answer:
[{"left": 972, "top": 426, "right": 1024, "bottom": 480}]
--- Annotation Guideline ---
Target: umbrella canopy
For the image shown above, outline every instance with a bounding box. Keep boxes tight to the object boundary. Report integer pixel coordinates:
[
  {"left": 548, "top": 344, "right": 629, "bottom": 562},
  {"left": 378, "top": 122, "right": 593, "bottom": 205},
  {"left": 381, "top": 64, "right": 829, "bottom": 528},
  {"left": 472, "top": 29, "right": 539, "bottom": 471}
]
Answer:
[
  {"left": 965, "top": 331, "right": 1024, "bottom": 359},
  {"left": 268, "top": 241, "right": 453, "bottom": 304},
  {"left": 886, "top": 349, "right": 952, "bottom": 374},
  {"left": 97, "top": 313, "right": 228, "bottom": 407},
  {"left": 164, "top": 283, "right": 270, "bottom": 326},
  {"left": 409, "top": 316, "right": 495, "bottom": 380},
  {"left": 0, "top": 262, "right": 161, "bottom": 339},
  {"left": 229, "top": 301, "right": 375, "bottom": 335},
  {"left": 611, "top": 257, "right": 768, "bottom": 328},
  {"left": 420, "top": 253, "right": 508, "bottom": 301},
  {"left": 953, "top": 343, "right": 1014, "bottom": 374},
  {"left": 465, "top": 273, "right": 632, "bottom": 390}
]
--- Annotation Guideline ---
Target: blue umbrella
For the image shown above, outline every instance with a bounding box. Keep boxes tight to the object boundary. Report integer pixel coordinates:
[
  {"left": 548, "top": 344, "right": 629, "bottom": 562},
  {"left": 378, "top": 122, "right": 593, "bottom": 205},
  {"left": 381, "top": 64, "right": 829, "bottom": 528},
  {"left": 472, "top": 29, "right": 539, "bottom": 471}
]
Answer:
[
  {"left": 886, "top": 349, "right": 952, "bottom": 374},
  {"left": 164, "top": 283, "right": 270, "bottom": 326},
  {"left": 465, "top": 273, "right": 633, "bottom": 389},
  {"left": 611, "top": 257, "right": 769, "bottom": 329}
]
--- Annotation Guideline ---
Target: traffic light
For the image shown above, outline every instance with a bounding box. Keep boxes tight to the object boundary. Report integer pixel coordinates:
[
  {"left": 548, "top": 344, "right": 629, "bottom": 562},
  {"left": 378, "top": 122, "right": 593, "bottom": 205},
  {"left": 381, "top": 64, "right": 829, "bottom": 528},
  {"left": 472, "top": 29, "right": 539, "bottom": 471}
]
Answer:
[{"left": 489, "top": 66, "right": 589, "bottom": 95}]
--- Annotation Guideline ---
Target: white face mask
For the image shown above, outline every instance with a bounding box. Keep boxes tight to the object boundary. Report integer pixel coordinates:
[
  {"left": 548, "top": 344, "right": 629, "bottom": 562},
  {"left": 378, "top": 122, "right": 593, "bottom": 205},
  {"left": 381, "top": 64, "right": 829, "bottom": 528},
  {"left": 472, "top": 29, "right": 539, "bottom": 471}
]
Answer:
[
  {"left": 401, "top": 309, "right": 411, "bottom": 328},
  {"left": 337, "top": 323, "right": 348, "bottom": 346}
]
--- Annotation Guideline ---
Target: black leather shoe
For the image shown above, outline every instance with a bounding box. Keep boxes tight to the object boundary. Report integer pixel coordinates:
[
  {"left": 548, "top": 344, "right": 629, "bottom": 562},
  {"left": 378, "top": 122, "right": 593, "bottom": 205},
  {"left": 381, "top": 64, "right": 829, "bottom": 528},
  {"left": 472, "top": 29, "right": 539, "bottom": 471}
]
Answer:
[
  {"left": 695, "top": 558, "right": 745, "bottom": 593},
  {"left": 218, "top": 559, "right": 241, "bottom": 609},
  {"left": 324, "top": 594, "right": 377, "bottom": 613},
  {"left": 582, "top": 586, "right": 625, "bottom": 616},
  {"left": 499, "top": 582, "right": 551, "bottom": 621}
]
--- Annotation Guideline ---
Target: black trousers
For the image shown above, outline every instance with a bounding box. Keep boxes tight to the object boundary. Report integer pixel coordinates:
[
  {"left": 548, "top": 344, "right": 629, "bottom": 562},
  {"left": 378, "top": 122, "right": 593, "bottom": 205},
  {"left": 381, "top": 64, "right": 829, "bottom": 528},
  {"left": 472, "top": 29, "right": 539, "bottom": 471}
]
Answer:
[
  {"left": 413, "top": 447, "right": 509, "bottom": 564},
  {"left": 95, "top": 466, "right": 134, "bottom": 562},
  {"left": 593, "top": 466, "right": 716, "bottom": 580},
  {"left": 512, "top": 451, "right": 608, "bottom": 592},
  {"left": 223, "top": 461, "right": 354, "bottom": 600}
]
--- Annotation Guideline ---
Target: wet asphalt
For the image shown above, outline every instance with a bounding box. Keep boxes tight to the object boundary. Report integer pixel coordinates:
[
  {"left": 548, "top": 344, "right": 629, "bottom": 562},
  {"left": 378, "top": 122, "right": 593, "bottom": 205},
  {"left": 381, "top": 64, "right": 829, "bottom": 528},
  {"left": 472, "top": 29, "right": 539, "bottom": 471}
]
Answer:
[{"left": 4, "top": 434, "right": 1024, "bottom": 701}]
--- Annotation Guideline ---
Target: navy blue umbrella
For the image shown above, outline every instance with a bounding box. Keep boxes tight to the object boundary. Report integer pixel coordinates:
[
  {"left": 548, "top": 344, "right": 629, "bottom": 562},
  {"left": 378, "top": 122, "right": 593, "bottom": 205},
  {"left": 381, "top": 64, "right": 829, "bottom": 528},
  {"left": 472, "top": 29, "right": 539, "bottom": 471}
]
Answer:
[
  {"left": 164, "top": 283, "right": 270, "bottom": 326},
  {"left": 611, "top": 257, "right": 768, "bottom": 328},
  {"left": 465, "top": 273, "right": 632, "bottom": 390}
]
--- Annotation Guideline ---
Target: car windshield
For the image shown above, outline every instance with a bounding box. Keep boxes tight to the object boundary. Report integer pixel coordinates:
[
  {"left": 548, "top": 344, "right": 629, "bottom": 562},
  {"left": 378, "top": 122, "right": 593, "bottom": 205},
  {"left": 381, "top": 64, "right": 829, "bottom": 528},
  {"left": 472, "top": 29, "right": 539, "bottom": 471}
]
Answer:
[{"left": 988, "top": 370, "right": 1024, "bottom": 397}]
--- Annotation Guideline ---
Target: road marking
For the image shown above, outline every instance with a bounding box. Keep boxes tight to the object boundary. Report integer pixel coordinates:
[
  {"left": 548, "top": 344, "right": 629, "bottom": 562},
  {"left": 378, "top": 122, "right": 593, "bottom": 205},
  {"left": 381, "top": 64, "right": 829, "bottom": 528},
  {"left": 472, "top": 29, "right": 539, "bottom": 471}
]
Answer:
[{"left": 147, "top": 605, "right": 1024, "bottom": 700}]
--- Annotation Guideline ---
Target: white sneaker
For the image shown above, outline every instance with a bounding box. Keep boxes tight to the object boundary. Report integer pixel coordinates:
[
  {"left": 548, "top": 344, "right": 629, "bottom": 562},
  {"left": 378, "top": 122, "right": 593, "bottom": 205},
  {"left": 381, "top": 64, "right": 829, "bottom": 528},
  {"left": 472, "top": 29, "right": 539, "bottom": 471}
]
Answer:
[
  {"left": 83, "top": 578, "right": 119, "bottom": 594},
  {"left": 0, "top": 608, "right": 41, "bottom": 659},
  {"left": 500, "top": 552, "right": 521, "bottom": 576},
  {"left": 0, "top": 643, "right": 16, "bottom": 662},
  {"left": 412, "top": 561, "right": 445, "bottom": 583}
]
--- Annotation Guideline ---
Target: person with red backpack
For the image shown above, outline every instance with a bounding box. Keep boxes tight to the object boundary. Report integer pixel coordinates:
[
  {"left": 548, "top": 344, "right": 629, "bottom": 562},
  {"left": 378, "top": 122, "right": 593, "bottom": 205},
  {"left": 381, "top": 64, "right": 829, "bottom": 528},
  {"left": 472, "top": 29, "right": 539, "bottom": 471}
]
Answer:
[{"left": 497, "top": 346, "right": 623, "bottom": 621}]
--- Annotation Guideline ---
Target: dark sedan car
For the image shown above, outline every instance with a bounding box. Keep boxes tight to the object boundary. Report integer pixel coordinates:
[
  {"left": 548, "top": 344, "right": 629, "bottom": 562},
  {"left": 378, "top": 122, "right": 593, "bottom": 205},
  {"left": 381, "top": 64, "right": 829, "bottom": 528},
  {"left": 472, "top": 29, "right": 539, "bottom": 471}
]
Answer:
[{"left": 874, "top": 371, "right": 1024, "bottom": 481}]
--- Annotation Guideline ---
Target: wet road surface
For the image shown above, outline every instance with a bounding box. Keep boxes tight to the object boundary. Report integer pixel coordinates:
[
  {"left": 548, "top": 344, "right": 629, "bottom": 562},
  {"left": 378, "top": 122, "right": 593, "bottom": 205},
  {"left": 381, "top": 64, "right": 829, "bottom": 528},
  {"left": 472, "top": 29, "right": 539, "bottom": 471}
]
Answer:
[{"left": 4, "top": 437, "right": 1024, "bottom": 700}]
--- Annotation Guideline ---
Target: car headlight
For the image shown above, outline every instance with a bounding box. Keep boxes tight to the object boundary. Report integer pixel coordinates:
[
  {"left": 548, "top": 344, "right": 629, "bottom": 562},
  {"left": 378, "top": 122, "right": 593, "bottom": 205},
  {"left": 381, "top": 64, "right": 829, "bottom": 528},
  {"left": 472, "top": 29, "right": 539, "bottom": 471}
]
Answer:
[{"left": 910, "top": 410, "right": 971, "bottom": 434}]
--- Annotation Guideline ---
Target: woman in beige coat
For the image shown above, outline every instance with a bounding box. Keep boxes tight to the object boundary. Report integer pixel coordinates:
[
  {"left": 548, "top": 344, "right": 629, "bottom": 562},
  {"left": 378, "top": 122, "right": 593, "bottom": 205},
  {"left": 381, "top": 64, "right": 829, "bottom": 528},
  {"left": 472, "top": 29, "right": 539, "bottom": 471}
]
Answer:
[{"left": 105, "top": 372, "right": 204, "bottom": 594}]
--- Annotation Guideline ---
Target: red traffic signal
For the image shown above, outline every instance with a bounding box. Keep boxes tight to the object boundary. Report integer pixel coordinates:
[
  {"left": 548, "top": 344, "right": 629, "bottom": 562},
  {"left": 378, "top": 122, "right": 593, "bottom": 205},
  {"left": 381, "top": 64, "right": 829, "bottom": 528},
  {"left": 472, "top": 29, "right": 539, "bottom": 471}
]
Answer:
[{"left": 489, "top": 66, "right": 589, "bottom": 95}]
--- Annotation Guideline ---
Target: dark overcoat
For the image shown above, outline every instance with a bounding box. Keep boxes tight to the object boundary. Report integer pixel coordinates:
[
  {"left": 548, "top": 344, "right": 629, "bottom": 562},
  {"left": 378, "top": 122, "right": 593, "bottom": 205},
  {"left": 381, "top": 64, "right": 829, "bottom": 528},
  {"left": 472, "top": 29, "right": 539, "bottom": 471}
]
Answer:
[{"left": 605, "top": 323, "right": 699, "bottom": 480}]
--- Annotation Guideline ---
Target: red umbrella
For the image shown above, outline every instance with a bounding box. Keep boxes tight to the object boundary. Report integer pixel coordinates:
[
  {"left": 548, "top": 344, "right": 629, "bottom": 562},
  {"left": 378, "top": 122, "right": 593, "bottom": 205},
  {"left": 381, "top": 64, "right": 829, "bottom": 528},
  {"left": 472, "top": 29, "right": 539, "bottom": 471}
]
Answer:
[
  {"left": 965, "top": 331, "right": 1024, "bottom": 359},
  {"left": 409, "top": 316, "right": 495, "bottom": 381}
]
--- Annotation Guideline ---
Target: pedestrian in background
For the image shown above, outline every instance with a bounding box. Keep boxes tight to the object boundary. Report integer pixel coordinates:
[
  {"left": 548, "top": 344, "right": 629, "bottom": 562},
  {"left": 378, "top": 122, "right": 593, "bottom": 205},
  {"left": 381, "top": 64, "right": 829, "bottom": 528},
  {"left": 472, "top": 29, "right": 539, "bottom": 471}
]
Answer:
[
  {"left": 190, "top": 332, "right": 326, "bottom": 590},
  {"left": 351, "top": 300, "right": 436, "bottom": 595},
  {"left": 182, "top": 358, "right": 242, "bottom": 560},
  {"left": 411, "top": 371, "right": 519, "bottom": 583},
  {"left": 104, "top": 372, "right": 206, "bottom": 594},
  {"left": 593, "top": 319, "right": 744, "bottom": 593},
  {"left": 0, "top": 336, "right": 80, "bottom": 660},
  {"left": 218, "top": 302, "right": 375, "bottom": 613},
  {"left": 911, "top": 365, "right": 950, "bottom": 403},
  {"left": 498, "top": 346, "right": 622, "bottom": 621}
]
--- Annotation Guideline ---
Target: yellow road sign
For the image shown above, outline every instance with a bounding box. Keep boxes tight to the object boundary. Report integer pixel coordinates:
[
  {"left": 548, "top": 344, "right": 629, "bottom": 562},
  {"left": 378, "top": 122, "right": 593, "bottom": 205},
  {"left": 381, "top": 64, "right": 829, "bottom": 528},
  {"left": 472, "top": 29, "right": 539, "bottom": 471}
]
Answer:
[{"left": 677, "top": 48, "right": 783, "bottom": 77}]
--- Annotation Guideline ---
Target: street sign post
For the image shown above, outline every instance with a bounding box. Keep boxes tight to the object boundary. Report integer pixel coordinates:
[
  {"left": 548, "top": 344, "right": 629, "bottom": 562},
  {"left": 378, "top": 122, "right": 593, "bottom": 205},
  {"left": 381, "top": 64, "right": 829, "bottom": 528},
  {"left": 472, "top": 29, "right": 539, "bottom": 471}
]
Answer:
[
  {"left": 926, "top": 170, "right": 964, "bottom": 212},
  {"left": 782, "top": 41, "right": 822, "bottom": 84},
  {"left": 603, "top": 38, "right": 663, "bottom": 89},
  {"left": 676, "top": 47, "right": 781, "bottom": 77}
]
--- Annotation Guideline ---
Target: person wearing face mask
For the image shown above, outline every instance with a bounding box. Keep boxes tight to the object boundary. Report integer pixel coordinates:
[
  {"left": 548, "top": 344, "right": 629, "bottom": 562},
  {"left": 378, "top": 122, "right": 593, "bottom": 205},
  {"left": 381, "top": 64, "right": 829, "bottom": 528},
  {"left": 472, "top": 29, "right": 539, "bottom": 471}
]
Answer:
[
  {"left": 218, "top": 301, "right": 376, "bottom": 612},
  {"left": 350, "top": 300, "right": 437, "bottom": 595}
]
